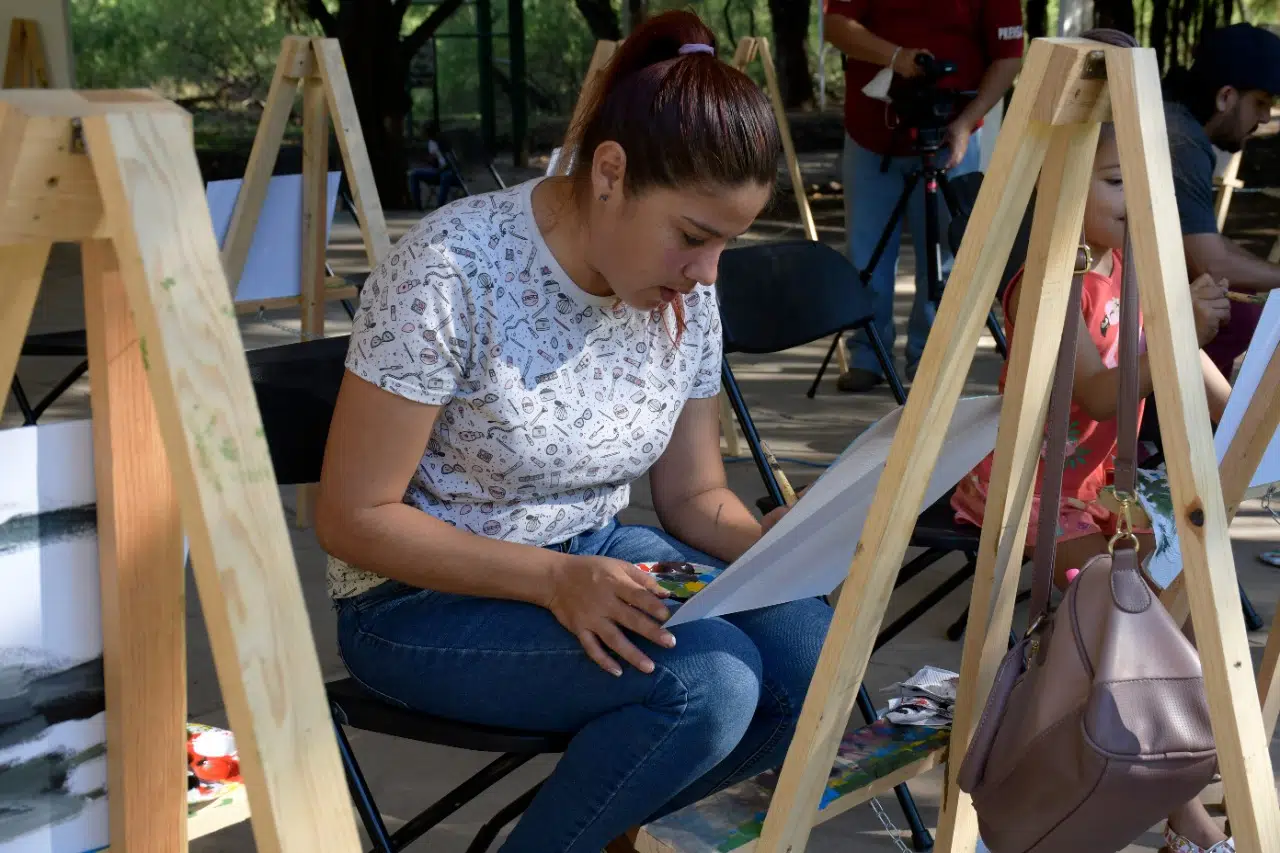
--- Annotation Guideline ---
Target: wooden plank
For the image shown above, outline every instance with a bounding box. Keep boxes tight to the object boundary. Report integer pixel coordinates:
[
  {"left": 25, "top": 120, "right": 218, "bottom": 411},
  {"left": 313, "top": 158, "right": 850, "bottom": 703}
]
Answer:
[
  {"left": 313, "top": 39, "right": 391, "bottom": 266},
  {"left": 754, "top": 39, "right": 815, "bottom": 243},
  {"left": 751, "top": 38, "right": 1059, "bottom": 853},
  {"left": 934, "top": 118, "right": 1101, "bottom": 853},
  {"left": 221, "top": 37, "right": 306, "bottom": 290},
  {"left": 639, "top": 721, "right": 948, "bottom": 853},
  {"left": 300, "top": 75, "right": 328, "bottom": 343},
  {"left": 0, "top": 1, "right": 75, "bottom": 87},
  {"left": 82, "top": 103, "right": 362, "bottom": 853},
  {"left": 83, "top": 238, "right": 187, "bottom": 853},
  {"left": 1107, "top": 43, "right": 1280, "bottom": 853},
  {"left": 3, "top": 18, "right": 47, "bottom": 88},
  {"left": 1215, "top": 150, "right": 1243, "bottom": 232},
  {"left": 0, "top": 114, "right": 107, "bottom": 244},
  {"left": 0, "top": 242, "right": 48, "bottom": 393}
]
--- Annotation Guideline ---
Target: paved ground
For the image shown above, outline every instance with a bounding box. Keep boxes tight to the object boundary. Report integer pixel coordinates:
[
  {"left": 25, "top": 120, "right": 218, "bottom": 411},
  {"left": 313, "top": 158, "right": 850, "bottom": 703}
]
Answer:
[{"left": 5, "top": 151, "right": 1279, "bottom": 852}]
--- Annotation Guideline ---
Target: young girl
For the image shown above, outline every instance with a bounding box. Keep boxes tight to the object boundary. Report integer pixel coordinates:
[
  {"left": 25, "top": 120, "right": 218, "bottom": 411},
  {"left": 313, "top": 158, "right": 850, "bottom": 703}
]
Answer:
[
  {"left": 950, "top": 53, "right": 1236, "bottom": 853},
  {"left": 314, "top": 11, "right": 832, "bottom": 853}
]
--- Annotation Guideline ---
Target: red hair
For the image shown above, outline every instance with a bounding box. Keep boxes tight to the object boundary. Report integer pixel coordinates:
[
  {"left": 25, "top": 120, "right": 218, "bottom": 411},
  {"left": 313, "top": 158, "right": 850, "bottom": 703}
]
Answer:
[{"left": 567, "top": 9, "right": 782, "bottom": 340}]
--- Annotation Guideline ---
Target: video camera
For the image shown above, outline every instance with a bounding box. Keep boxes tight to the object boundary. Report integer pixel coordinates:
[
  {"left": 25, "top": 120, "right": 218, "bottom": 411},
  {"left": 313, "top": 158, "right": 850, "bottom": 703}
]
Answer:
[{"left": 889, "top": 54, "right": 976, "bottom": 152}]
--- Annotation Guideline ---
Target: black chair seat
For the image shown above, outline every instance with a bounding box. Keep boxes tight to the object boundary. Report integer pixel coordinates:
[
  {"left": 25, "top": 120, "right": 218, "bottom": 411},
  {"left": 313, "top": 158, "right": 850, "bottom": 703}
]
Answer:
[
  {"left": 910, "top": 489, "right": 979, "bottom": 553},
  {"left": 22, "top": 329, "right": 88, "bottom": 357},
  {"left": 327, "top": 678, "right": 572, "bottom": 755}
]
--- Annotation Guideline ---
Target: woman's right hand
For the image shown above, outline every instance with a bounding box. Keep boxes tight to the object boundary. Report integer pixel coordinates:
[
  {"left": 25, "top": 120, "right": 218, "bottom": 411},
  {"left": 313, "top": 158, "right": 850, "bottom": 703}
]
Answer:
[
  {"left": 545, "top": 555, "right": 677, "bottom": 677},
  {"left": 1190, "top": 273, "right": 1231, "bottom": 347}
]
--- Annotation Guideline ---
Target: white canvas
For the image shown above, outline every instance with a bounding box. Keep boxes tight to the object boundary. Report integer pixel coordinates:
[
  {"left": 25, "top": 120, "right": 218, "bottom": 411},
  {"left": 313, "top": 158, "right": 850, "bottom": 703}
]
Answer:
[
  {"left": 666, "top": 396, "right": 1003, "bottom": 626},
  {"left": 205, "top": 172, "right": 342, "bottom": 304},
  {"left": 1213, "top": 290, "right": 1280, "bottom": 496},
  {"left": 0, "top": 420, "right": 107, "bottom": 853}
]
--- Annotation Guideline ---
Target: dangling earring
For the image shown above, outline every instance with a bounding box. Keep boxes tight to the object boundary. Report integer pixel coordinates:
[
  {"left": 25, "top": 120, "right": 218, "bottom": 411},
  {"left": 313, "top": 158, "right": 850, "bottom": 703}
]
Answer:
[{"left": 599, "top": 193, "right": 609, "bottom": 202}]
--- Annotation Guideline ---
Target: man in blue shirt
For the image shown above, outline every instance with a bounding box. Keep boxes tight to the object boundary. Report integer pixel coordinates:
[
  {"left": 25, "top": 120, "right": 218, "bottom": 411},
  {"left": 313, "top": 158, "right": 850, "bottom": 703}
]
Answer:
[{"left": 1163, "top": 23, "right": 1280, "bottom": 379}]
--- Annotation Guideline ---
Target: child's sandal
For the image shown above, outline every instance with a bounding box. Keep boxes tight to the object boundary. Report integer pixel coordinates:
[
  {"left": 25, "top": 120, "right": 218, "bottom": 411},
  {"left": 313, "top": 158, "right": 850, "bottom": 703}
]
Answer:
[{"left": 1161, "top": 824, "right": 1235, "bottom": 853}]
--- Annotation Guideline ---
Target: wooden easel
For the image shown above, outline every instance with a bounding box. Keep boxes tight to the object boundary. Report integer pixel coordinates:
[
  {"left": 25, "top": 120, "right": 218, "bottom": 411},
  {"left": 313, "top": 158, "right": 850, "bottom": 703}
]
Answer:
[
  {"left": 732, "top": 36, "right": 850, "bottom": 379},
  {"left": 743, "top": 37, "right": 1280, "bottom": 853},
  {"left": 223, "top": 35, "right": 390, "bottom": 330},
  {"left": 3, "top": 16, "right": 46, "bottom": 87},
  {"left": 225, "top": 35, "right": 391, "bottom": 527},
  {"left": 0, "top": 90, "right": 360, "bottom": 853}
]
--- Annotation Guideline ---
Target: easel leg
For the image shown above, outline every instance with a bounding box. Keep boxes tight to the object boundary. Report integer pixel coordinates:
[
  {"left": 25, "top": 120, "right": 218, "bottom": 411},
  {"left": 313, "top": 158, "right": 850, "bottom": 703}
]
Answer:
[
  {"left": 296, "top": 68, "right": 330, "bottom": 530},
  {"left": 1109, "top": 46, "right": 1280, "bottom": 852},
  {"left": 0, "top": 244, "right": 49, "bottom": 397},
  {"left": 84, "top": 107, "right": 362, "bottom": 853},
  {"left": 83, "top": 239, "right": 187, "bottom": 853},
  {"left": 934, "top": 119, "right": 1100, "bottom": 852},
  {"left": 751, "top": 42, "right": 1057, "bottom": 853}
]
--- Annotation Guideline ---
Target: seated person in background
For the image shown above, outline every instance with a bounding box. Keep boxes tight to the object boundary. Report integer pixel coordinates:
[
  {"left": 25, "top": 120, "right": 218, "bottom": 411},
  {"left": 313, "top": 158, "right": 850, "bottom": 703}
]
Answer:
[
  {"left": 1164, "top": 22, "right": 1280, "bottom": 378},
  {"left": 314, "top": 11, "right": 830, "bottom": 853},
  {"left": 951, "top": 36, "right": 1233, "bottom": 852},
  {"left": 407, "top": 122, "right": 463, "bottom": 210}
]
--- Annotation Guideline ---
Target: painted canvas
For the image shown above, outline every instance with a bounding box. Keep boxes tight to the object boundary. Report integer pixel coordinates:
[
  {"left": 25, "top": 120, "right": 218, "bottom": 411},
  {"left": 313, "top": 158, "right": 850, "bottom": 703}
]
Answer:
[{"left": 0, "top": 420, "right": 107, "bottom": 853}]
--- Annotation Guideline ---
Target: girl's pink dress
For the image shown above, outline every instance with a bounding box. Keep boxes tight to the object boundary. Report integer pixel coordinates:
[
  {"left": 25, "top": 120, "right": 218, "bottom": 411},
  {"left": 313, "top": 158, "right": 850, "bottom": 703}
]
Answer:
[{"left": 950, "top": 249, "right": 1145, "bottom": 546}]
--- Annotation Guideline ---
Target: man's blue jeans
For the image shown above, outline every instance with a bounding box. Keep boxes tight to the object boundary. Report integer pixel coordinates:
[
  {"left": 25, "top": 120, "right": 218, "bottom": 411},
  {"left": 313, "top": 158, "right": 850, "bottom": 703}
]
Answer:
[
  {"left": 335, "top": 517, "right": 833, "bottom": 853},
  {"left": 842, "top": 130, "right": 982, "bottom": 378},
  {"left": 408, "top": 166, "right": 461, "bottom": 209}
]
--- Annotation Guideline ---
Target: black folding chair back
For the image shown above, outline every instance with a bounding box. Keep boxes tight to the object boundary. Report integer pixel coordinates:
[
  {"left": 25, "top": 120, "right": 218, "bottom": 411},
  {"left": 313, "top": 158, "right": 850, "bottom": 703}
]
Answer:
[
  {"left": 246, "top": 336, "right": 572, "bottom": 853},
  {"left": 716, "top": 240, "right": 907, "bottom": 403}
]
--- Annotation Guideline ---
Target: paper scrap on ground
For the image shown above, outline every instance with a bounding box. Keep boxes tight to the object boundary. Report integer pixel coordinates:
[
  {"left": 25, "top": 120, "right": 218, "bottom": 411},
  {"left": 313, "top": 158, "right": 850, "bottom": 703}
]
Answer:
[
  {"left": 1213, "top": 290, "right": 1280, "bottom": 496},
  {"left": 882, "top": 665, "right": 960, "bottom": 728},
  {"left": 665, "top": 396, "right": 1002, "bottom": 626}
]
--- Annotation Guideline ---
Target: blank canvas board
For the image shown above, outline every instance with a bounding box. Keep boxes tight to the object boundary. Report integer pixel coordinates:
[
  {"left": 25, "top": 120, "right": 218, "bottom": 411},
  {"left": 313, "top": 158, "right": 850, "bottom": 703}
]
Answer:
[
  {"left": 1213, "top": 290, "right": 1280, "bottom": 496},
  {"left": 205, "top": 171, "right": 342, "bottom": 304},
  {"left": 666, "top": 396, "right": 1003, "bottom": 626},
  {"left": 0, "top": 419, "right": 107, "bottom": 853}
]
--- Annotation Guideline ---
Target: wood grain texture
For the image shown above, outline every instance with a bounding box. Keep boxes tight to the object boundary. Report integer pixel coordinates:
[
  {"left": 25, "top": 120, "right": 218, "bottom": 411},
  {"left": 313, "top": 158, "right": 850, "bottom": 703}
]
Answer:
[
  {"left": 1107, "top": 44, "right": 1280, "bottom": 853},
  {"left": 300, "top": 76, "right": 328, "bottom": 342},
  {"left": 313, "top": 38, "right": 391, "bottom": 265},
  {"left": 750, "top": 38, "right": 1057, "bottom": 853},
  {"left": 82, "top": 104, "right": 362, "bottom": 853},
  {"left": 0, "top": 242, "right": 48, "bottom": 395},
  {"left": 83, "top": 238, "right": 187, "bottom": 853},
  {"left": 934, "top": 119, "right": 1100, "bottom": 853},
  {"left": 220, "top": 37, "right": 305, "bottom": 290}
]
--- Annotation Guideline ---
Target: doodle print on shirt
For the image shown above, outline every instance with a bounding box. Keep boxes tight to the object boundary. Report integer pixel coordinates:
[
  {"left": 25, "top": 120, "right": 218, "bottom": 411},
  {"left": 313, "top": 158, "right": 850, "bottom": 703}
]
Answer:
[{"left": 328, "top": 177, "right": 724, "bottom": 599}]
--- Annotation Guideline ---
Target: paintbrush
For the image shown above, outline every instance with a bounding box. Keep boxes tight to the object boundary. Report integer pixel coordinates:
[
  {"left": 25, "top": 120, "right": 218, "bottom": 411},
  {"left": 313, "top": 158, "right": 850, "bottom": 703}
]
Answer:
[
  {"left": 761, "top": 440, "right": 798, "bottom": 507},
  {"left": 1227, "top": 291, "right": 1268, "bottom": 305}
]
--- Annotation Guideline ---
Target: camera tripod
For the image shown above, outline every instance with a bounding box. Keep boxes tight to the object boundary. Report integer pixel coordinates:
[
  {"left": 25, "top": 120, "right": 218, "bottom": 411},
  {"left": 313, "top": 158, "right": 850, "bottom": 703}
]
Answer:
[{"left": 857, "top": 135, "right": 1008, "bottom": 362}]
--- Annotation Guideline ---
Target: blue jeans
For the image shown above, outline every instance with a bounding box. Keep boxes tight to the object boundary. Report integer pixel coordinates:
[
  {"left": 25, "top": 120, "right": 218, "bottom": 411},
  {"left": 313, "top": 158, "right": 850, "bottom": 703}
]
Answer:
[
  {"left": 408, "top": 166, "right": 461, "bottom": 209},
  {"left": 335, "top": 517, "right": 833, "bottom": 853},
  {"left": 842, "top": 131, "right": 982, "bottom": 378}
]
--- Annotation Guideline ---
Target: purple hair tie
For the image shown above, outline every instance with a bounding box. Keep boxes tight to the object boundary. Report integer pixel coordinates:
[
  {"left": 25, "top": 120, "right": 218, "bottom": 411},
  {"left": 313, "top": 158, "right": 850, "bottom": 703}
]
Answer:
[{"left": 678, "top": 43, "right": 715, "bottom": 56}]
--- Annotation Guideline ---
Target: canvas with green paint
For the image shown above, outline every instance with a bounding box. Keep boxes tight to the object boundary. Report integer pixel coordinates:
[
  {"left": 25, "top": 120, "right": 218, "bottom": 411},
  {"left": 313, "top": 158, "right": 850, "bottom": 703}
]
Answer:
[
  {"left": 642, "top": 720, "right": 949, "bottom": 853},
  {"left": 1133, "top": 467, "right": 1182, "bottom": 589}
]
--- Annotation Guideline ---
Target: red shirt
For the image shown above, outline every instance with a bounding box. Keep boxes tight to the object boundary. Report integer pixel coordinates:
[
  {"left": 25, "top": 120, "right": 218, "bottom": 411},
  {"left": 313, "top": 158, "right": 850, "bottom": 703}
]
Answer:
[{"left": 825, "top": 0, "right": 1025, "bottom": 155}]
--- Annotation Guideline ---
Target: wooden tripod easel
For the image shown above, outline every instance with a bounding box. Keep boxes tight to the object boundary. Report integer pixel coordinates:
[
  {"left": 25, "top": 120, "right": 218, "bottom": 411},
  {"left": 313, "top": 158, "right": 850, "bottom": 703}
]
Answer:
[
  {"left": 747, "top": 37, "right": 1280, "bottom": 853},
  {"left": 3, "top": 16, "right": 46, "bottom": 88},
  {"left": 223, "top": 35, "right": 390, "bottom": 330},
  {"left": 0, "top": 90, "right": 360, "bottom": 853}
]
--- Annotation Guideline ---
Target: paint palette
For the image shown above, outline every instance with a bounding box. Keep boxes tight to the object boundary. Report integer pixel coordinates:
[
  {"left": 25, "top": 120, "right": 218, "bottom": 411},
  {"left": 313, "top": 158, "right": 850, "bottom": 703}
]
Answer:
[{"left": 635, "top": 561, "right": 723, "bottom": 601}]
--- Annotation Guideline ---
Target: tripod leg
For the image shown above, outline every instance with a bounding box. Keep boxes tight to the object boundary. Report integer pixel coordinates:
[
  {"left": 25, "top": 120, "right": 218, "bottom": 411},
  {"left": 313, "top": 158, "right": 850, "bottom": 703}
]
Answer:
[{"left": 858, "top": 171, "right": 920, "bottom": 288}]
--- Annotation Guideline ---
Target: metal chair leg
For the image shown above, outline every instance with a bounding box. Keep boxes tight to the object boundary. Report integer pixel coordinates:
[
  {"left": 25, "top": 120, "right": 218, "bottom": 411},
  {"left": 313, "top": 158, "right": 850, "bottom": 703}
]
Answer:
[
  {"left": 855, "top": 685, "right": 933, "bottom": 851},
  {"left": 807, "top": 334, "right": 842, "bottom": 399},
  {"left": 987, "top": 309, "right": 1009, "bottom": 360},
  {"left": 1241, "top": 582, "right": 1264, "bottom": 632},
  {"left": 464, "top": 782, "right": 543, "bottom": 853},
  {"left": 863, "top": 322, "right": 907, "bottom": 405},
  {"left": 10, "top": 377, "right": 36, "bottom": 425},
  {"left": 331, "top": 717, "right": 397, "bottom": 853}
]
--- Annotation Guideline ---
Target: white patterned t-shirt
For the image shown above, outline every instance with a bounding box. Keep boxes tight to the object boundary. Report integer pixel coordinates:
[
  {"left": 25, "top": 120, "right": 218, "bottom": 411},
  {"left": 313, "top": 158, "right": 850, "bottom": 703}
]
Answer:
[{"left": 327, "top": 178, "right": 724, "bottom": 598}]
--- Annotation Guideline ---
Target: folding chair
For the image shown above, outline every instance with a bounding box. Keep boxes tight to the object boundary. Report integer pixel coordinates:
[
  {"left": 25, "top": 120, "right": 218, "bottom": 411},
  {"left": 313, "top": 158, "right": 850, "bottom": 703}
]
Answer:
[{"left": 246, "top": 334, "right": 573, "bottom": 853}]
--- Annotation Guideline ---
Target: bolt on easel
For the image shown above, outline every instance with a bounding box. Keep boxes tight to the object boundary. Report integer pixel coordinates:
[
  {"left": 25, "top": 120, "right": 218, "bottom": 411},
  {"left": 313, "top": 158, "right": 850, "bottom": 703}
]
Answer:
[
  {"left": 0, "top": 89, "right": 363, "bottom": 853},
  {"left": 742, "top": 36, "right": 1280, "bottom": 853}
]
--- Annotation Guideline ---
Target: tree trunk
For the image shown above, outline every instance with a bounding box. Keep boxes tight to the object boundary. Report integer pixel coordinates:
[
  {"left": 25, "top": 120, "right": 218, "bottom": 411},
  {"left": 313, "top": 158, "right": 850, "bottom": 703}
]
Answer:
[
  {"left": 1150, "top": 0, "right": 1170, "bottom": 71},
  {"left": 1026, "top": 0, "right": 1050, "bottom": 38},
  {"left": 767, "top": 0, "right": 813, "bottom": 108},
  {"left": 574, "top": 0, "right": 621, "bottom": 40},
  {"left": 335, "top": 1, "right": 413, "bottom": 209}
]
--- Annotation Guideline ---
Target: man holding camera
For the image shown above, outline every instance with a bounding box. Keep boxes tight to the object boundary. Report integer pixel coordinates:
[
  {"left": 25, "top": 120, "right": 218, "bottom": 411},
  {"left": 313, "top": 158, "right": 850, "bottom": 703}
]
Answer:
[{"left": 824, "top": 0, "right": 1025, "bottom": 393}]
